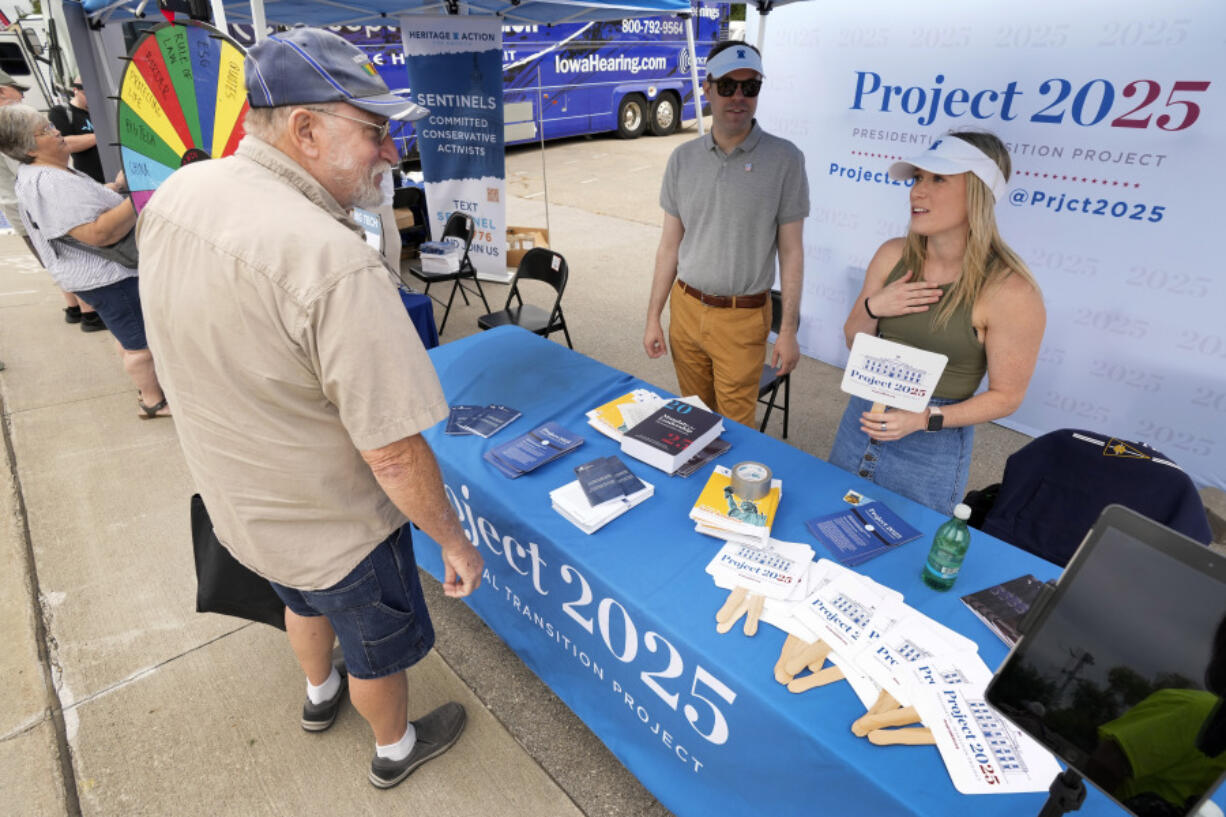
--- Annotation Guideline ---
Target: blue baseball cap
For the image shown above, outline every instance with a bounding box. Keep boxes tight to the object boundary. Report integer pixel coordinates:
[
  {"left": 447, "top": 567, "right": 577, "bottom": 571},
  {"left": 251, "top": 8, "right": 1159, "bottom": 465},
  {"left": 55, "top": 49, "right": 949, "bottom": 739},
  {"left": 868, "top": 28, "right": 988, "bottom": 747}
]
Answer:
[
  {"left": 705, "top": 45, "right": 765, "bottom": 80},
  {"left": 245, "top": 27, "right": 428, "bottom": 121}
]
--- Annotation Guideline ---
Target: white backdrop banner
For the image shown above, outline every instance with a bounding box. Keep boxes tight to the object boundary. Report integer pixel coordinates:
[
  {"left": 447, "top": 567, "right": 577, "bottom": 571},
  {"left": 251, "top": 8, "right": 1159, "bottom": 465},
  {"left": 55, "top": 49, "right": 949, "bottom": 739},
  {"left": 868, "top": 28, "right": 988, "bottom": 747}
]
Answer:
[{"left": 750, "top": 0, "right": 1225, "bottom": 490}]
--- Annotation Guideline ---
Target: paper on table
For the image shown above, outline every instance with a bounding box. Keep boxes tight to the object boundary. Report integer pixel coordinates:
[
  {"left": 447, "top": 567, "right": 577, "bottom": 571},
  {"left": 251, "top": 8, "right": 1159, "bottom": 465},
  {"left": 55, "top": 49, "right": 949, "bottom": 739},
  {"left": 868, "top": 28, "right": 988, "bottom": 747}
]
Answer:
[
  {"left": 705, "top": 539, "right": 815, "bottom": 601},
  {"left": 909, "top": 652, "right": 1061, "bottom": 795}
]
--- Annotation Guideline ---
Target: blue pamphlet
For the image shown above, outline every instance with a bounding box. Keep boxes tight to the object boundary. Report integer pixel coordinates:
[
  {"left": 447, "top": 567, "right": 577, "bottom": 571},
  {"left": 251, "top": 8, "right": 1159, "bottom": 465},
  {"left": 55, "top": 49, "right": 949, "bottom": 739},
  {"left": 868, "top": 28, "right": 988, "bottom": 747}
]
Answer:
[
  {"left": 805, "top": 500, "right": 922, "bottom": 567},
  {"left": 445, "top": 404, "right": 484, "bottom": 436},
  {"left": 575, "top": 456, "right": 644, "bottom": 506},
  {"left": 484, "top": 421, "right": 584, "bottom": 478},
  {"left": 458, "top": 404, "right": 522, "bottom": 438}
]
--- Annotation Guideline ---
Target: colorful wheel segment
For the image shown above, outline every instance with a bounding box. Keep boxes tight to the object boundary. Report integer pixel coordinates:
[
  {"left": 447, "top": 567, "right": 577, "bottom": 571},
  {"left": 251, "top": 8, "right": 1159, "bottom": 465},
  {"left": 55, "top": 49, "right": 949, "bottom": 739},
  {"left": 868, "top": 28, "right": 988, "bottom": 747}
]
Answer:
[{"left": 118, "top": 21, "right": 248, "bottom": 212}]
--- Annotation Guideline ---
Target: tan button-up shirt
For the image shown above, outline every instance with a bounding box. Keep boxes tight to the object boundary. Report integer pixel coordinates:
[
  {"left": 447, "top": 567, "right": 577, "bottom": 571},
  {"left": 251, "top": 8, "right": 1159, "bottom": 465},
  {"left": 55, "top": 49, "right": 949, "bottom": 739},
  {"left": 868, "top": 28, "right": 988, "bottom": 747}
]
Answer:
[{"left": 136, "top": 136, "right": 447, "bottom": 590}]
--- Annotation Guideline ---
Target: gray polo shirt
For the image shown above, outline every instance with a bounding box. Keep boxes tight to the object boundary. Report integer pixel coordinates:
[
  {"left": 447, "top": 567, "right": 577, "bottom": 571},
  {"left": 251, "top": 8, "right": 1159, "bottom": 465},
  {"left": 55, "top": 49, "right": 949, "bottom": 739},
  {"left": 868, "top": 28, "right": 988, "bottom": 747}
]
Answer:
[{"left": 660, "top": 122, "right": 808, "bottom": 296}]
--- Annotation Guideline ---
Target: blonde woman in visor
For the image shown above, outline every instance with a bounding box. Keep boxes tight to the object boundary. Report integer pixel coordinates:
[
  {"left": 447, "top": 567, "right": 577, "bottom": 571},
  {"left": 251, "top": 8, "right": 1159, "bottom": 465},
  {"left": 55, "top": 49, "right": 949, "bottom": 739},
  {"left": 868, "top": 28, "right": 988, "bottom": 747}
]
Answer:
[{"left": 830, "top": 131, "right": 1045, "bottom": 514}]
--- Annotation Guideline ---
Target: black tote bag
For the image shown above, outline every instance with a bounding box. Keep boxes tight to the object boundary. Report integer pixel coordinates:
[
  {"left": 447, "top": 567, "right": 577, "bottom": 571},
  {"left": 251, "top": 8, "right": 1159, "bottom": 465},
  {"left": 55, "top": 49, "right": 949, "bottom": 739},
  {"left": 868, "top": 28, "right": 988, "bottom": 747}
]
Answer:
[{"left": 190, "top": 494, "right": 286, "bottom": 630}]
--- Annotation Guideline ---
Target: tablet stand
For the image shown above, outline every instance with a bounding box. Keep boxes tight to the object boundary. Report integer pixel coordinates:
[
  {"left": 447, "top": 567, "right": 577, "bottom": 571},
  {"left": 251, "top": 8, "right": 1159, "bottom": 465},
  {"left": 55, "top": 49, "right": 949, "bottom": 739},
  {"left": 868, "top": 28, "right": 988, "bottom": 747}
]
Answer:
[{"left": 1037, "top": 769, "right": 1086, "bottom": 817}]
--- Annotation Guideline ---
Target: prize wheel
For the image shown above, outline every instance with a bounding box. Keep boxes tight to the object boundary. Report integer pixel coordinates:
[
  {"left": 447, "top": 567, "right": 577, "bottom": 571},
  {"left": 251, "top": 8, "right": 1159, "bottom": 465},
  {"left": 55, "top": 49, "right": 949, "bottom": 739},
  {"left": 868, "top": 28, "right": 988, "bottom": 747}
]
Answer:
[{"left": 118, "top": 21, "right": 249, "bottom": 212}]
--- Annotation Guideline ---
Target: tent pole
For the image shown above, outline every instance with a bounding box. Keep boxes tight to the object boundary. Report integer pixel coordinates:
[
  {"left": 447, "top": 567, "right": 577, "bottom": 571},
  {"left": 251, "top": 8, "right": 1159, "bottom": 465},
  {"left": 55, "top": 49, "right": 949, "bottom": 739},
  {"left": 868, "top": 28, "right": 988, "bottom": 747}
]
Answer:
[
  {"left": 249, "top": 0, "right": 267, "bottom": 41},
  {"left": 684, "top": 12, "right": 703, "bottom": 136},
  {"left": 210, "top": 0, "right": 228, "bottom": 31},
  {"left": 756, "top": 4, "right": 768, "bottom": 51},
  {"left": 536, "top": 66, "right": 551, "bottom": 240}
]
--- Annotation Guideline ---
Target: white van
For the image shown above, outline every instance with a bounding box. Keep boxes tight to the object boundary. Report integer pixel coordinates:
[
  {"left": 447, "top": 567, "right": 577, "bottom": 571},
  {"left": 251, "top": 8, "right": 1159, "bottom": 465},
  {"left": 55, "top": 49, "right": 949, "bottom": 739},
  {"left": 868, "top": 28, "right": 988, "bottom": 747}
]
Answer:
[{"left": 0, "top": 17, "right": 64, "bottom": 111}]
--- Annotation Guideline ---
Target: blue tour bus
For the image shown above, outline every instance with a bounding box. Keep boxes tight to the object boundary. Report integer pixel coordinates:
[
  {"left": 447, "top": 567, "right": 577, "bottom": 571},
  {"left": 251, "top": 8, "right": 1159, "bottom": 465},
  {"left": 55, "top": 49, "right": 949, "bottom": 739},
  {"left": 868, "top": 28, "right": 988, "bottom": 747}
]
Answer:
[{"left": 327, "top": 3, "right": 728, "bottom": 157}]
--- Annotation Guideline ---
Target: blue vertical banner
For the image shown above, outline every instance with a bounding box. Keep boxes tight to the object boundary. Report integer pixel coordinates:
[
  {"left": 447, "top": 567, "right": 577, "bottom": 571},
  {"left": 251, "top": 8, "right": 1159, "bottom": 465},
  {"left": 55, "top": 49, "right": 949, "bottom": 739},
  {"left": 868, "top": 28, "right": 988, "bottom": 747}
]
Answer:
[{"left": 400, "top": 15, "right": 508, "bottom": 282}]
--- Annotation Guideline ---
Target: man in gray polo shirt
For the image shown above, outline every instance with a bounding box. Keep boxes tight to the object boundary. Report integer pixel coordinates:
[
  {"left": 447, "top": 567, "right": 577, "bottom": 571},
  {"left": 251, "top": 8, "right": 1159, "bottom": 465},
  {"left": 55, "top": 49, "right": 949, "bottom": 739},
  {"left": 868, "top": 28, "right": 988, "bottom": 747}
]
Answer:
[{"left": 643, "top": 41, "right": 808, "bottom": 427}]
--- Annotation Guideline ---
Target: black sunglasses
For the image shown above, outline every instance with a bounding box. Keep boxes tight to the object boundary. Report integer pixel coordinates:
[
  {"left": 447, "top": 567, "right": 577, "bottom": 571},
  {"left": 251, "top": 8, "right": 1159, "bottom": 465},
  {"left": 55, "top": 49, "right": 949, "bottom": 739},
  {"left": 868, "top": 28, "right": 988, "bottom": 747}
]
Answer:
[
  {"left": 71, "top": 83, "right": 84, "bottom": 90},
  {"left": 713, "top": 77, "right": 762, "bottom": 98}
]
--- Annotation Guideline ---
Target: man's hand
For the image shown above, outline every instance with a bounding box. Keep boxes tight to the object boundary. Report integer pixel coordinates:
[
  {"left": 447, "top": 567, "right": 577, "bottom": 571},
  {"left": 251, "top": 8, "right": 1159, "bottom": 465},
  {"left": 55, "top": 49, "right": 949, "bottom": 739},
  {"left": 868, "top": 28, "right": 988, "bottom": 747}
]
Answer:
[
  {"left": 644, "top": 320, "right": 668, "bottom": 359},
  {"left": 441, "top": 539, "right": 483, "bottom": 598},
  {"left": 771, "top": 329, "right": 800, "bottom": 375}
]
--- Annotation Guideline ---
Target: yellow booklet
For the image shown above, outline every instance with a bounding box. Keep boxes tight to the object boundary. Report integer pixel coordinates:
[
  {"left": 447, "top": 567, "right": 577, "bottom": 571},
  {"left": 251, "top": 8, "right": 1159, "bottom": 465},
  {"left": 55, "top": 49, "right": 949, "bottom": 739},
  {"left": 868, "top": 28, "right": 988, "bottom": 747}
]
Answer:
[
  {"left": 586, "top": 388, "right": 660, "bottom": 439},
  {"left": 689, "top": 465, "right": 782, "bottom": 543}
]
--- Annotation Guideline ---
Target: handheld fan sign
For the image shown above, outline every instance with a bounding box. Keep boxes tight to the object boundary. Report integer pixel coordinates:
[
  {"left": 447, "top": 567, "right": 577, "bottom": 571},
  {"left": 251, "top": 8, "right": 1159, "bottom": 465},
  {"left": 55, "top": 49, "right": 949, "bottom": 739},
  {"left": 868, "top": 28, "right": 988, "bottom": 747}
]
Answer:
[
  {"left": 117, "top": 21, "right": 249, "bottom": 212},
  {"left": 840, "top": 333, "right": 948, "bottom": 415}
]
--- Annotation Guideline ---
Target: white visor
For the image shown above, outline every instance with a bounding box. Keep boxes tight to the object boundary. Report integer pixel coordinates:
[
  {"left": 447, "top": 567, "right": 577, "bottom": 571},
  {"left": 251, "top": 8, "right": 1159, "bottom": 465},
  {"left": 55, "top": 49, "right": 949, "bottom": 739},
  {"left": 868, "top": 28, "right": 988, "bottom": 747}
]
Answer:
[
  {"left": 705, "top": 45, "right": 765, "bottom": 80},
  {"left": 887, "top": 136, "right": 1008, "bottom": 202}
]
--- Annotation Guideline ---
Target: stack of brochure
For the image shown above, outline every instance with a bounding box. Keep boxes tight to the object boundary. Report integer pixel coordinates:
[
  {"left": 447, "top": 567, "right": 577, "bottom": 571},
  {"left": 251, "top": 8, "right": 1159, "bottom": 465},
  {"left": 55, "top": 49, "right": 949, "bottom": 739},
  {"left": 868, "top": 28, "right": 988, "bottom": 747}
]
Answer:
[
  {"left": 445, "top": 404, "right": 521, "bottom": 437},
  {"left": 804, "top": 500, "right": 922, "bottom": 568},
  {"left": 689, "top": 464, "right": 782, "bottom": 545},
  {"left": 551, "top": 456, "right": 654, "bottom": 534},
  {"left": 419, "top": 239, "right": 464, "bottom": 274},
  {"left": 483, "top": 421, "right": 583, "bottom": 478}
]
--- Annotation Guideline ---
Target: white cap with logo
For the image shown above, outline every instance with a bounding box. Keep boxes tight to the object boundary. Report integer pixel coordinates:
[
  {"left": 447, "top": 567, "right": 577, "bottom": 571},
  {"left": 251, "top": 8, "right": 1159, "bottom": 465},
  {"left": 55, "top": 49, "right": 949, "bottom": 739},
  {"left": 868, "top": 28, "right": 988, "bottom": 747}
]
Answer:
[
  {"left": 705, "top": 45, "right": 765, "bottom": 80},
  {"left": 888, "top": 135, "right": 1008, "bottom": 202}
]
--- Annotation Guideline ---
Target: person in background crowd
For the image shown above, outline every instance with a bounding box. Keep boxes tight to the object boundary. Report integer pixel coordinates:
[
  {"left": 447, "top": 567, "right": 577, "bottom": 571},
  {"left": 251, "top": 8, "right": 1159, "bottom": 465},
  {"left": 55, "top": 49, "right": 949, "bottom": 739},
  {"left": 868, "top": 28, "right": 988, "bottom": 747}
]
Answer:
[
  {"left": 643, "top": 41, "right": 808, "bottom": 427},
  {"left": 0, "top": 70, "right": 103, "bottom": 331},
  {"left": 135, "top": 28, "right": 483, "bottom": 790},
  {"left": 830, "top": 130, "right": 1045, "bottom": 514},
  {"left": 49, "top": 76, "right": 105, "bottom": 183},
  {"left": 0, "top": 104, "right": 169, "bottom": 416}
]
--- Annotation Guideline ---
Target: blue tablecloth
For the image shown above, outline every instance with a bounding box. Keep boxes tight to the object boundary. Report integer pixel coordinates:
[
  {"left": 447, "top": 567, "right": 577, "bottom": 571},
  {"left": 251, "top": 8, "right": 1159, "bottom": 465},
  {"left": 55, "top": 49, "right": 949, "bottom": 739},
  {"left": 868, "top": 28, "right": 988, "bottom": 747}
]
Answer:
[
  {"left": 416, "top": 326, "right": 1132, "bottom": 817},
  {"left": 399, "top": 289, "right": 439, "bottom": 349}
]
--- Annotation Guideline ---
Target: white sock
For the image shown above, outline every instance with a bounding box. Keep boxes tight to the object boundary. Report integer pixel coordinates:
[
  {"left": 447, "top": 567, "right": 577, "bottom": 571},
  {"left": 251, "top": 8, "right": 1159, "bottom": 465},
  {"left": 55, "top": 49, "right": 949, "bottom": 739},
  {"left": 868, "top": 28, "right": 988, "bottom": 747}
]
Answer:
[
  {"left": 306, "top": 666, "right": 341, "bottom": 705},
  {"left": 375, "top": 721, "right": 418, "bottom": 761}
]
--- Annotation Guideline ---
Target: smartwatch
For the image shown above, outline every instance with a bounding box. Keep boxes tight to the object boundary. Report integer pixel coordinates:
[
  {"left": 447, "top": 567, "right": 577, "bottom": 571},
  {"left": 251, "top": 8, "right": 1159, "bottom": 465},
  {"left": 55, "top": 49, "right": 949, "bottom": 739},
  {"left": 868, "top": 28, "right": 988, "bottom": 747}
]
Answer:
[{"left": 926, "top": 406, "right": 944, "bottom": 432}]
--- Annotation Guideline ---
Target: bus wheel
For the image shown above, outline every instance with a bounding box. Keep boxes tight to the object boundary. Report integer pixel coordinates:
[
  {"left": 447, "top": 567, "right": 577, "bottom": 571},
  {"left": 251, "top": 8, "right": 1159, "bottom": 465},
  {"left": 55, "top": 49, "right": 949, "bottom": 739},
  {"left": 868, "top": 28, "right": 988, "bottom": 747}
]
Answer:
[
  {"left": 617, "top": 94, "right": 648, "bottom": 139},
  {"left": 649, "top": 93, "right": 679, "bottom": 136}
]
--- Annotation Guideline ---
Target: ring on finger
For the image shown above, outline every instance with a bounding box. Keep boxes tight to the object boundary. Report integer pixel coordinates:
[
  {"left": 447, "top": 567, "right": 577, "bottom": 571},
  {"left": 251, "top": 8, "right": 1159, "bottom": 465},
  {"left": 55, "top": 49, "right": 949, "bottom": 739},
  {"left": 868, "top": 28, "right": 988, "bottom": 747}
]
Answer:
[{"left": 880, "top": 422, "right": 887, "bottom": 431}]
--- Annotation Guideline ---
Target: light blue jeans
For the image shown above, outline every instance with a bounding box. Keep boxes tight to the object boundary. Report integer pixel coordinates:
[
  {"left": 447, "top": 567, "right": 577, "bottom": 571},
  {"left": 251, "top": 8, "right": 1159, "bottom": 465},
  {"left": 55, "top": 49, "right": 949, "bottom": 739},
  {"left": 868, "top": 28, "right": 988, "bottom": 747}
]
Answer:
[{"left": 829, "top": 395, "right": 974, "bottom": 515}]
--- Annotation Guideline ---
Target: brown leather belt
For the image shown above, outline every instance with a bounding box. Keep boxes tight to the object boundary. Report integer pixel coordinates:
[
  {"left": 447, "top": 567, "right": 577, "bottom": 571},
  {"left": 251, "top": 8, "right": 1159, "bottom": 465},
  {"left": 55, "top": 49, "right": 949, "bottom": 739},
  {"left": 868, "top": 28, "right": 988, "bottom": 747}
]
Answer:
[{"left": 678, "top": 280, "right": 768, "bottom": 309}]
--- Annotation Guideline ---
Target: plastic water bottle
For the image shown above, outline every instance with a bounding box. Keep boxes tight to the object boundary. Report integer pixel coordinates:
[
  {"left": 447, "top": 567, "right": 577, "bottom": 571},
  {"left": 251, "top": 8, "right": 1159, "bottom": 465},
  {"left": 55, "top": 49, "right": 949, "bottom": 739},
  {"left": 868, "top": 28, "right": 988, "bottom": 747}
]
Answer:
[{"left": 922, "top": 503, "right": 973, "bottom": 591}]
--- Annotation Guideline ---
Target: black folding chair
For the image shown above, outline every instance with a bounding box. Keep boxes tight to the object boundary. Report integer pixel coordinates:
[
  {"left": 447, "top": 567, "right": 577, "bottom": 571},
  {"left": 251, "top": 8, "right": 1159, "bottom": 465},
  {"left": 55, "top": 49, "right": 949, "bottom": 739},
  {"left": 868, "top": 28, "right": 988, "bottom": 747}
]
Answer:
[
  {"left": 758, "top": 290, "right": 790, "bottom": 438},
  {"left": 477, "top": 248, "right": 573, "bottom": 348},
  {"left": 405, "top": 211, "right": 490, "bottom": 335}
]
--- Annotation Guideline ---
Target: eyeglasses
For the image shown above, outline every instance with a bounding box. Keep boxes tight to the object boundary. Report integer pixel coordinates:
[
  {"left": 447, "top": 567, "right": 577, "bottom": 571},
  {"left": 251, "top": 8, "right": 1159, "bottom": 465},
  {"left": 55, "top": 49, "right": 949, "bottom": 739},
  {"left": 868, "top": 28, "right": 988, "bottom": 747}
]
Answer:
[
  {"left": 305, "top": 107, "right": 391, "bottom": 144},
  {"left": 713, "top": 77, "right": 763, "bottom": 98}
]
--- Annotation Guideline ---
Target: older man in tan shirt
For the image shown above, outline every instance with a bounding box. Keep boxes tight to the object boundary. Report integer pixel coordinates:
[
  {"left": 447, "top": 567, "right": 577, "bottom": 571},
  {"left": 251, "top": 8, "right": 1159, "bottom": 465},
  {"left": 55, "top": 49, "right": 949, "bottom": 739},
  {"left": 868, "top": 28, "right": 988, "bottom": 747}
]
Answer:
[{"left": 136, "top": 29, "right": 482, "bottom": 790}]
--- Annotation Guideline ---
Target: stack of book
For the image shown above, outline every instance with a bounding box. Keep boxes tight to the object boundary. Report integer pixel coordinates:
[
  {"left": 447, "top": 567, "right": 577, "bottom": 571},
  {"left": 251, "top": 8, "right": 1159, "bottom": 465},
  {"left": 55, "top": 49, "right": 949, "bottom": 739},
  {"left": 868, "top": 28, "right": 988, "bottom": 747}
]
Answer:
[
  {"left": 620, "top": 398, "right": 724, "bottom": 475},
  {"left": 419, "top": 239, "right": 464, "bottom": 274},
  {"left": 689, "top": 464, "right": 782, "bottom": 545},
  {"left": 960, "top": 574, "right": 1044, "bottom": 647},
  {"left": 483, "top": 421, "right": 584, "bottom": 479},
  {"left": 550, "top": 456, "right": 654, "bottom": 534}
]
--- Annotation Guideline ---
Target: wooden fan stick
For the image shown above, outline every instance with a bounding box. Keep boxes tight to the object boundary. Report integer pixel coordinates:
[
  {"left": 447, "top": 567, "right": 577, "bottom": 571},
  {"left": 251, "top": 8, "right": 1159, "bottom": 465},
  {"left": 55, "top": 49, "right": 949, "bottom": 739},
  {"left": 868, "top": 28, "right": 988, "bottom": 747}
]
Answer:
[
  {"left": 852, "top": 705, "right": 920, "bottom": 736},
  {"left": 786, "top": 665, "right": 845, "bottom": 693},
  {"left": 714, "top": 586, "right": 763, "bottom": 636},
  {"left": 868, "top": 727, "right": 934, "bottom": 746}
]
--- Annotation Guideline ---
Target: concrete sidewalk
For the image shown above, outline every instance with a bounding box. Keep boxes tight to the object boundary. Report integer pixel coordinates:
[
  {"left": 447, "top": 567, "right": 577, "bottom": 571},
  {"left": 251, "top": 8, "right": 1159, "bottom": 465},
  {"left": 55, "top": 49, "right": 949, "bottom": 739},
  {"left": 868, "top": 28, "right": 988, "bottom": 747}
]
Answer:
[{"left": 0, "top": 232, "right": 593, "bottom": 816}]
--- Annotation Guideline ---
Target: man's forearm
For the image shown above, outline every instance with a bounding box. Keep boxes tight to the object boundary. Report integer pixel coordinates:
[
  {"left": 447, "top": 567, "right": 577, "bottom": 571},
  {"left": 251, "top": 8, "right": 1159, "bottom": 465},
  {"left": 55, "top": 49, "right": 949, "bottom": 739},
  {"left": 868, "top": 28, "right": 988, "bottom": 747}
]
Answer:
[{"left": 366, "top": 435, "right": 471, "bottom": 552}]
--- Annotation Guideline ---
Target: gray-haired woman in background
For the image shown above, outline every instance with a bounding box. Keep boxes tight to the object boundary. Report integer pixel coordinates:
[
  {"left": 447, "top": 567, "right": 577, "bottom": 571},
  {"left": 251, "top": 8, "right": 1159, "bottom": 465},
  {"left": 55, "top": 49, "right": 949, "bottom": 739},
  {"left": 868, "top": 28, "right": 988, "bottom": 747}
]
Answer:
[{"left": 0, "top": 103, "right": 169, "bottom": 418}]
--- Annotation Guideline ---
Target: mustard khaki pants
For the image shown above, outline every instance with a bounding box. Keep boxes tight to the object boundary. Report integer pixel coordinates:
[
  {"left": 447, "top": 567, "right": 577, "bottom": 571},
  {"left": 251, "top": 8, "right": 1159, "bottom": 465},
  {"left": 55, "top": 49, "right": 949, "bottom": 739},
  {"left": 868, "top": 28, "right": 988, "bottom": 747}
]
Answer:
[{"left": 667, "top": 281, "right": 771, "bottom": 427}]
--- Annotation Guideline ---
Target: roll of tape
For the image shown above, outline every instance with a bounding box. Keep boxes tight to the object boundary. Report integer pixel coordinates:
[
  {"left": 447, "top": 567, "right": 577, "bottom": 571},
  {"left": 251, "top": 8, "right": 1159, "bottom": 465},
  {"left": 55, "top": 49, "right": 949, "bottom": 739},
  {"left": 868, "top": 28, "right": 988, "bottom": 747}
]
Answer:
[{"left": 730, "top": 461, "right": 772, "bottom": 500}]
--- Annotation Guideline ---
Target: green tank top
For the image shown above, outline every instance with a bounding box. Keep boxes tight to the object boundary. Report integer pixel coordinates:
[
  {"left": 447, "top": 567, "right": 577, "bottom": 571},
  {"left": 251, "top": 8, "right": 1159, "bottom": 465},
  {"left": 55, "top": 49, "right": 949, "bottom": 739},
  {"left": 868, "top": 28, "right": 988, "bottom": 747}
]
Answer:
[{"left": 876, "top": 260, "right": 986, "bottom": 400}]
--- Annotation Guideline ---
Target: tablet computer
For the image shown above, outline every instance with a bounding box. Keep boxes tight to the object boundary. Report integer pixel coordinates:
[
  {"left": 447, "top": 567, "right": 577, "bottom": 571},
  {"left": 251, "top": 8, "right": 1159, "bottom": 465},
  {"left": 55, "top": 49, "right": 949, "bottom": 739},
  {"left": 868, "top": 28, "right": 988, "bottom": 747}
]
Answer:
[{"left": 985, "top": 504, "right": 1226, "bottom": 817}]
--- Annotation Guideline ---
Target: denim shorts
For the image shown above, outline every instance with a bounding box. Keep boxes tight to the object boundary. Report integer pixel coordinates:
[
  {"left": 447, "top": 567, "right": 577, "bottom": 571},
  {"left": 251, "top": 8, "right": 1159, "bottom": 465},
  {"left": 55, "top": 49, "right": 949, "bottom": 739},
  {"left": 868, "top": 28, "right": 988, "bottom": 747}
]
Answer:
[
  {"left": 75, "top": 275, "right": 146, "bottom": 351},
  {"left": 270, "top": 525, "right": 435, "bottom": 680},
  {"left": 829, "top": 395, "right": 974, "bottom": 515}
]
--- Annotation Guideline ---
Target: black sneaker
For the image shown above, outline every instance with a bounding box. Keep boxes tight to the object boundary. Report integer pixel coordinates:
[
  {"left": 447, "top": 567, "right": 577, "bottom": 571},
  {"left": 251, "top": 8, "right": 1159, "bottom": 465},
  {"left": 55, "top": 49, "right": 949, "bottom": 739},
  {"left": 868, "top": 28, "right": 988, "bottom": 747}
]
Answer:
[
  {"left": 301, "top": 666, "right": 348, "bottom": 732},
  {"left": 369, "top": 702, "right": 467, "bottom": 789},
  {"left": 80, "top": 312, "right": 106, "bottom": 333},
  {"left": 64, "top": 305, "right": 82, "bottom": 323}
]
